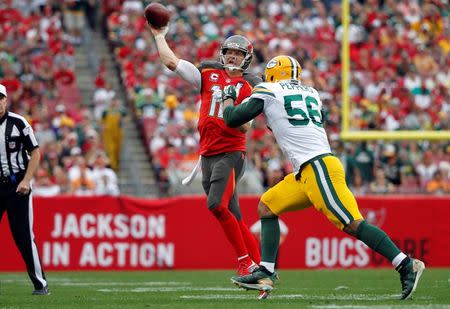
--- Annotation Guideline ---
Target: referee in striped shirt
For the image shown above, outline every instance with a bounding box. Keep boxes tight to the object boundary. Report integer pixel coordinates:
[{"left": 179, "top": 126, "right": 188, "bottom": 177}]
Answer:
[{"left": 0, "top": 84, "right": 49, "bottom": 295}]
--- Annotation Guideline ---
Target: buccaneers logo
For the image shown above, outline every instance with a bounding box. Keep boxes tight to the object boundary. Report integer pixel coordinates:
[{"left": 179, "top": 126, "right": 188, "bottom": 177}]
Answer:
[{"left": 361, "top": 208, "right": 387, "bottom": 228}]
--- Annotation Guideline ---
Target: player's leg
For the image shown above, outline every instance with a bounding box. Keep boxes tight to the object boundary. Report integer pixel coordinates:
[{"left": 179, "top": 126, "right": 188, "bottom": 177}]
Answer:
[
  {"left": 347, "top": 219, "right": 425, "bottom": 299},
  {"left": 231, "top": 197, "right": 261, "bottom": 264},
  {"left": 228, "top": 154, "right": 261, "bottom": 264},
  {"left": 7, "top": 193, "right": 48, "bottom": 294},
  {"left": 305, "top": 155, "right": 424, "bottom": 299},
  {"left": 258, "top": 173, "right": 311, "bottom": 273},
  {"left": 232, "top": 173, "right": 311, "bottom": 288},
  {"left": 201, "top": 153, "right": 253, "bottom": 273}
]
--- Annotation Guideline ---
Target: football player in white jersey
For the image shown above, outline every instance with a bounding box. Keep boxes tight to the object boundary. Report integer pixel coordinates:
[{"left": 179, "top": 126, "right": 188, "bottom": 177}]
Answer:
[{"left": 222, "top": 55, "right": 424, "bottom": 300}]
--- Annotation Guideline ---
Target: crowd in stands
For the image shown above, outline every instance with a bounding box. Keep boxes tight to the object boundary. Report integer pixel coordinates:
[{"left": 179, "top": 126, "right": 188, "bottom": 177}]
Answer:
[
  {"left": 107, "top": 0, "right": 449, "bottom": 196},
  {"left": 1, "top": 0, "right": 448, "bottom": 197},
  {"left": 0, "top": 0, "right": 119, "bottom": 196}
]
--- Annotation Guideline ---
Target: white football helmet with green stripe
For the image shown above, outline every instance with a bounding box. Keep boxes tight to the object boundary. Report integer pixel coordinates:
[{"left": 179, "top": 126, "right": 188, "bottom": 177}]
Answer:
[{"left": 264, "top": 55, "right": 302, "bottom": 82}]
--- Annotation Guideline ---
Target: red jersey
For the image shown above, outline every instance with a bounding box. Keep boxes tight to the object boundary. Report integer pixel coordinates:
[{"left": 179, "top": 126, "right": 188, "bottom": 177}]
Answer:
[{"left": 197, "top": 62, "right": 261, "bottom": 156}]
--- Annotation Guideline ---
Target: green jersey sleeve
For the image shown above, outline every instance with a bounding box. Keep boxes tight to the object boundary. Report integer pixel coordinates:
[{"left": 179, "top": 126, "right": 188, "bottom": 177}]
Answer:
[{"left": 223, "top": 97, "right": 264, "bottom": 128}]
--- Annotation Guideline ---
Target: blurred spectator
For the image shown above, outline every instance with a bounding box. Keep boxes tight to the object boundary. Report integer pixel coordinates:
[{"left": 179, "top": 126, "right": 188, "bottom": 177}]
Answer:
[
  {"left": 349, "top": 142, "right": 375, "bottom": 185},
  {"left": 100, "top": 97, "right": 126, "bottom": 170},
  {"left": 53, "top": 165, "right": 71, "bottom": 194},
  {"left": 33, "top": 167, "right": 61, "bottom": 197},
  {"left": 266, "top": 147, "right": 284, "bottom": 189},
  {"left": 93, "top": 81, "right": 116, "bottom": 120},
  {"left": 85, "top": 0, "right": 98, "bottom": 31},
  {"left": 380, "top": 144, "right": 403, "bottom": 187},
  {"left": 51, "top": 104, "right": 75, "bottom": 138},
  {"left": 62, "top": 0, "right": 85, "bottom": 45},
  {"left": 416, "top": 150, "right": 439, "bottom": 188},
  {"left": 426, "top": 170, "right": 449, "bottom": 195},
  {"left": 68, "top": 156, "right": 96, "bottom": 196},
  {"left": 53, "top": 63, "right": 76, "bottom": 86},
  {"left": 82, "top": 127, "right": 102, "bottom": 164},
  {"left": 91, "top": 152, "right": 120, "bottom": 196},
  {"left": 350, "top": 168, "right": 368, "bottom": 196},
  {"left": 370, "top": 167, "right": 396, "bottom": 194}
]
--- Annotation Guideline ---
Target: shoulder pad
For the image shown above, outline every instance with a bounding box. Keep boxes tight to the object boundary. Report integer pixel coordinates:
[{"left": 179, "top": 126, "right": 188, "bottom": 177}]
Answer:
[
  {"left": 243, "top": 73, "right": 263, "bottom": 87},
  {"left": 252, "top": 84, "right": 276, "bottom": 98},
  {"left": 198, "top": 61, "right": 224, "bottom": 71}
]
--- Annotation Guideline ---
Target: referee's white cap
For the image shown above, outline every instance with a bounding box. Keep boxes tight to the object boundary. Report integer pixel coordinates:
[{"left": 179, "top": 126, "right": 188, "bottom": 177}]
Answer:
[{"left": 0, "top": 84, "right": 7, "bottom": 97}]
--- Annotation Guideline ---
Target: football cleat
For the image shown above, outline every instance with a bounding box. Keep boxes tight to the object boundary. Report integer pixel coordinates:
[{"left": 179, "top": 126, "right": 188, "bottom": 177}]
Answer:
[
  {"left": 231, "top": 279, "right": 273, "bottom": 293},
  {"left": 32, "top": 285, "right": 50, "bottom": 295},
  {"left": 231, "top": 265, "right": 274, "bottom": 294},
  {"left": 258, "top": 290, "right": 271, "bottom": 300},
  {"left": 399, "top": 258, "right": 425, "bottom": 300}
]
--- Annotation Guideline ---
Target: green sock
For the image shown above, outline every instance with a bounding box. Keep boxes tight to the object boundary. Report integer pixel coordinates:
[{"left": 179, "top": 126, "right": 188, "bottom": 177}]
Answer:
[
  {"left": 356, "top": 220, "right": 401, "bottom": 262},
  {"left": 261, "top": 217, "right": 280, "bottom": 263}
]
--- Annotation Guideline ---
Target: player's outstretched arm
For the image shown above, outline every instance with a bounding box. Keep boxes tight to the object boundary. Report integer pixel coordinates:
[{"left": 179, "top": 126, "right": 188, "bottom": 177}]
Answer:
[
  {"left": 223, "top": 98, "right": 264, "bottom": 128},
  {"left": 149, "top": 25, "right": 179, "bottom": 71},
  {"left": 223, "top": 85, "right": 264, "bottom": 127},
  {"left": 149, "top": 24, "right": 201, "bottom": 89}
]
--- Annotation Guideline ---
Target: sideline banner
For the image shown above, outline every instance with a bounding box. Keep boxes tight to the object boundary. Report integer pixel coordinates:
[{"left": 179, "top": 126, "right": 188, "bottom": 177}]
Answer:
[{"left": 0, "top": 195, "right": 449, "bottom": 271}]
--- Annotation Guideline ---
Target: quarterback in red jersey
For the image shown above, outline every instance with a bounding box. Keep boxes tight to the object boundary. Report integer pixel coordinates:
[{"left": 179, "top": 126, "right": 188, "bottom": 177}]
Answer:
[
  {"left": 149, "top": 25, "right": 261, "bottom": 275},
  {"left": 197, "top": 62, "right": 254, "bottom": 156}
]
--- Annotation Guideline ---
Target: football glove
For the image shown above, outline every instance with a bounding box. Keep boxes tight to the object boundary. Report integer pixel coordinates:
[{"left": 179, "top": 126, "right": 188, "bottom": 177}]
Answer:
[{"left": 222, "top": 85, "right": 237, "bottom": 102}]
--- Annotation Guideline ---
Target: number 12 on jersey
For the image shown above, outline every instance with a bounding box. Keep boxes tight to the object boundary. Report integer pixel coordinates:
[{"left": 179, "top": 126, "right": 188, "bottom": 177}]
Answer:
[{"left": 208, "top": 83, "right": 243, "bottom": 118}]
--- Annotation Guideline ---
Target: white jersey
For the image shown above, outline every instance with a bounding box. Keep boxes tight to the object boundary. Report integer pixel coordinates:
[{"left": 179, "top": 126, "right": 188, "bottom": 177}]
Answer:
[{"left": 251, "top": 80, "right": 331, "bottom": 172}]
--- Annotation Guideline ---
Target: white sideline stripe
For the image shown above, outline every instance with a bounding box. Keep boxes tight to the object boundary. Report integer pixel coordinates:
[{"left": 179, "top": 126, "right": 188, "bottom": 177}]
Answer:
[
  {"left": 179, "top": 294, "right": 433, "bottom": 301},
  {"left": 311, "top": 304, "right": 448, "bottom": 309},
  {"left": 313, "top": 161, "right": 350, "bottom": 224},
  {"left": 62, "top": 281, "right": 191, "bottom": 286},
  {"left": 98, "top": 287, "right": 236, "bottom": 292},
  {"left": 180, "top": 294, "right": 254, "bottom": 299},
  {"left": 0, "top": 278, "right": 191, "bottom": 286},
  {"left": 29, "top": 195, "right": 47, "bottom": 287}
]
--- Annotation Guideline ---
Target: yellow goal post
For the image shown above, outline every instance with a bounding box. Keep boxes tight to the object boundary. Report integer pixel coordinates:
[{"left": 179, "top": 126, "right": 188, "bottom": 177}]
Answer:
[{"left": 340, "top": 0, "right": 450, "bottom": 141}]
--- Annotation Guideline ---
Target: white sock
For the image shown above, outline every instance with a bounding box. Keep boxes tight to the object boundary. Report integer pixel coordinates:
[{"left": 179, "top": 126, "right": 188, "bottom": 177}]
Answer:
[
  {"left": 260, "top": 262, "right": 275, "bottom": 273},
  {"left": 392, "top": 252, "right": 408, "bottom": 268},
  {"left": 237, "top": 254, "right": 249, "bottom": 261}
]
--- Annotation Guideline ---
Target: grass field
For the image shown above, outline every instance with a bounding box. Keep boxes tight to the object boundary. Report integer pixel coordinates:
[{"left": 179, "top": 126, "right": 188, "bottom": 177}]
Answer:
[{"left": 1, "top": 269, "right": 449, "bottom": 308}]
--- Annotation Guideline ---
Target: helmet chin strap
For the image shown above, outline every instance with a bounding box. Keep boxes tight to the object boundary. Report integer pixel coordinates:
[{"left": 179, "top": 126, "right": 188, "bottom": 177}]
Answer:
[{"left": 224, "top": 58, "right": 246, "bottom": 71}]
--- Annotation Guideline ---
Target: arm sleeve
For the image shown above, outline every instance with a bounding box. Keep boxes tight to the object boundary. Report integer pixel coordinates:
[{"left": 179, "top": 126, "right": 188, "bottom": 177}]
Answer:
[
  {"left": 223, "top": 97, "right": 264, "bottom": 127},
  {"left": 22, "top": 124, "right": 39, "bottom": 152},
  {"left": 174, "top": 59, "right": 202, "bottom": 89}
]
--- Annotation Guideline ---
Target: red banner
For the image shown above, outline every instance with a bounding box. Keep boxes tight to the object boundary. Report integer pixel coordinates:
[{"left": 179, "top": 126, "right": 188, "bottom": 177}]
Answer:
[{"left": 1, "top": 195, "right": 449, "bottom": 271}]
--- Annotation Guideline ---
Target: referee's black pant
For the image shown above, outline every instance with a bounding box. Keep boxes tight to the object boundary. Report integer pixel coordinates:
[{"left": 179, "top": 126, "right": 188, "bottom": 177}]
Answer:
[{"left": 0, "top": 179, "right": 47, "bottom": 290}]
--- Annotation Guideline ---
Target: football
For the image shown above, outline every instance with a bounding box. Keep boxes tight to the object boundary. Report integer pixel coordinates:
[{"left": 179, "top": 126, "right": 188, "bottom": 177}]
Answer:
[{"left": 144, "top": 3, "right": 171, "bottom": 29}]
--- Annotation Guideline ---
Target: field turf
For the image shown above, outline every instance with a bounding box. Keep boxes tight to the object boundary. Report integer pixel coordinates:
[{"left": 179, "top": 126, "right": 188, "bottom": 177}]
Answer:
[{"left": 1, "top": 269, "right": 449, "bottom": 308}]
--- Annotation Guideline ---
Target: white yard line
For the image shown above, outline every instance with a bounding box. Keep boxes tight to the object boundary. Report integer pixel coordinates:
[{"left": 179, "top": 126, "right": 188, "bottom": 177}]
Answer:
[
  {"left": 60, "top": 281, "right": 192, "bottom": 286},
  {"left": 98, "top": 287, "right": 237, "bottom": 292},
  {"left": 311, "top": 304, "right": 450, "bottom": 309},
  {"left": 179, "top": 294, "right": 434, "bottom": 301}
]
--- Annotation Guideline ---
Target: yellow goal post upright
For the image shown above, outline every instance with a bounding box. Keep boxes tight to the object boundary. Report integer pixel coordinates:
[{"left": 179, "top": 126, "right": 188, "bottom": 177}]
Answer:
[{"left": 339, "top": 0, "right": 450, "bottom": 141}]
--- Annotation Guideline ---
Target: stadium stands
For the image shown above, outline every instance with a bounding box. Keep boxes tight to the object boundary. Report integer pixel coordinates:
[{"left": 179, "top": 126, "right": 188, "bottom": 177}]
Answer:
[
  {"left": 105, "top": 0, "right": 448, "bottom": 196},
  {"left": 1, "top": 0, "right": 448, "bottom": 196},
  {"left": 0, "top": 1, "right": 119, "bottom": 196}
]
